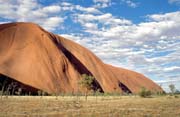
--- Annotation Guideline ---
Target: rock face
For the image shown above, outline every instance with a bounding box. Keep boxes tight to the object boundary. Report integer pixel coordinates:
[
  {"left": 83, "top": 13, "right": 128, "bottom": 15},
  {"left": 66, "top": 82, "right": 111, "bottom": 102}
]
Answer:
[{"left": 0, "top": 22, "right": 163, "bottom": 94}]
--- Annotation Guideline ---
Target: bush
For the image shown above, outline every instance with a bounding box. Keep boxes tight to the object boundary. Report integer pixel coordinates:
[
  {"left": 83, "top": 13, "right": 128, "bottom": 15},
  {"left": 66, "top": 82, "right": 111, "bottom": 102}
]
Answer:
[
  {"left": 169, "top": 84, "right": 175, "bottom": 94},
  {"left": 79, "top": 74, "right": 95, "bottom": 101},
  {"left": 139, "top": 87, "right": 152, "bottom": 98},
  {"left": 174, "top": 95, "right": 179, "bottom": 98}
]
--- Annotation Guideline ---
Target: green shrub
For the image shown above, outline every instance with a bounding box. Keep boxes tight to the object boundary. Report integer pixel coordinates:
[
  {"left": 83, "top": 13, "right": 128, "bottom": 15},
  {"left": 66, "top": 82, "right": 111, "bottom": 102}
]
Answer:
[
  {"left": 139, "top": 87, "right": 152, "bottom": 98},
  {"left": 174, "top": 95, "right": 179, "bottom": 98},
  {"left": 169, "top": 84, "right": 175, "bottom": 94},
  {"left": 78, "top": 74, "right": 95, "bottom": 101}
]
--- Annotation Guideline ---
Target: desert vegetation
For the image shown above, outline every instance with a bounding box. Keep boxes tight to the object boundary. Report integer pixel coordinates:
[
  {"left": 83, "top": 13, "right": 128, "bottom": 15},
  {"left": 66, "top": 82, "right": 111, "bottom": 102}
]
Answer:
[
  {"left": 0, "top": 74, "right": 180, "bottom": 117},
  {"left": 0, "top": 94, "right": 180, "bottom": 117},
  {"left": 0, "top": 81, "right": 179, "bottom": 117},
  {"left": 0, "top": 74, "right": 179, "bottom": 116},
  {"left": 138, "top": 87, "right": 151, "bottom": 98},
  {"left": 0, "top": 83, "right": 179, "bottom": 116}
]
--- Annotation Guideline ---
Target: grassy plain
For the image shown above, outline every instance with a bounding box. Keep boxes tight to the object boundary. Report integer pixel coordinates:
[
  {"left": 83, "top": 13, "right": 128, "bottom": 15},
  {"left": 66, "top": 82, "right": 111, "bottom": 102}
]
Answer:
[{"left": 0, "top": 95, "right": 180, "bottom": 117}]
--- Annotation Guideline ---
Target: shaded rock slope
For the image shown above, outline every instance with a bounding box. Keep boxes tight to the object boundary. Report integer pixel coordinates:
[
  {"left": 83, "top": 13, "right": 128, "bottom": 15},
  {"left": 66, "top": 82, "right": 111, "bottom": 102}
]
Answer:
[{"left": 0, "top": 22, "right": 163, "bottom": 94}]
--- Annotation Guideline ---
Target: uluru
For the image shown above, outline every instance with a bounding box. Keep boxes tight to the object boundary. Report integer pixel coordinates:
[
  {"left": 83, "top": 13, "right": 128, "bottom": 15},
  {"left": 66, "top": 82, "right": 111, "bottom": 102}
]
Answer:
[{"left": 0, "top": 22, "right": 163, "bottom": 95}]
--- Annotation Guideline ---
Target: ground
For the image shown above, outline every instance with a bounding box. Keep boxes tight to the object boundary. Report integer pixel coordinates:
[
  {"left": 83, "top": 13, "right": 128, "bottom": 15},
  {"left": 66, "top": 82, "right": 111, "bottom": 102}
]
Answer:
[{"left": 0, "top": 95, "right": 180, "bottom": 117}]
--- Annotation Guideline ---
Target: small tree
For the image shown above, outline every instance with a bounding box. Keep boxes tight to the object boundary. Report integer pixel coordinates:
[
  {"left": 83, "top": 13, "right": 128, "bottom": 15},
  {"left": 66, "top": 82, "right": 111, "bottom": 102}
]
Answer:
[
  {"left": 38, "top": 90, "right": 42, "bottom": 96},
  {"left": 139, "top": 87, "right": 152, "bottom": 98},
  {"left": 17, "top": 88, "right": 22, "bottom": 95},
  {"left": 169, "top": 84, "right": 175, "bottom": 94},
  {"left": 79, "top": 74, "right": 94, "bottom": 101},
  {"left": 1, "top": 79, "right": 8, "bottom": 98}
]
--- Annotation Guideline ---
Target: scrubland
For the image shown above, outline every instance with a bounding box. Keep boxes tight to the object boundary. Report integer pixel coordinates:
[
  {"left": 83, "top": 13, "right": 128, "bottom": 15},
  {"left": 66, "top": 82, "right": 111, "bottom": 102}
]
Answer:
[{"left": 0, "top": 95, "right": 180, "bottom": 117}]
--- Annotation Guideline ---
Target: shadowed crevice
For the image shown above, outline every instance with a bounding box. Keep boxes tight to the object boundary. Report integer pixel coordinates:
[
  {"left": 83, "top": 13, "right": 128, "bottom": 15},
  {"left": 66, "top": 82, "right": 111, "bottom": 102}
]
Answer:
[
  {"left": 60, "top": 48, "right": 104, "bottom": 93},
  {"left": 49, "top": 34, "right": 104, "bottom": 93},
  {"left": 0, "top": 74, "right": 41, "bottom": 95},
  {"left": 119, "top": 82, "right": 132, "bottom": 94}
]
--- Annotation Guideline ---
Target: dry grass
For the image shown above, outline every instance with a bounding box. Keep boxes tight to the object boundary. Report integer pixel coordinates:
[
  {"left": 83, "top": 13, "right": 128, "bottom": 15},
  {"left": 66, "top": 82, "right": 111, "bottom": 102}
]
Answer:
[{"left": 0, "top": 95, "right": 180, "bottom": 117}]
